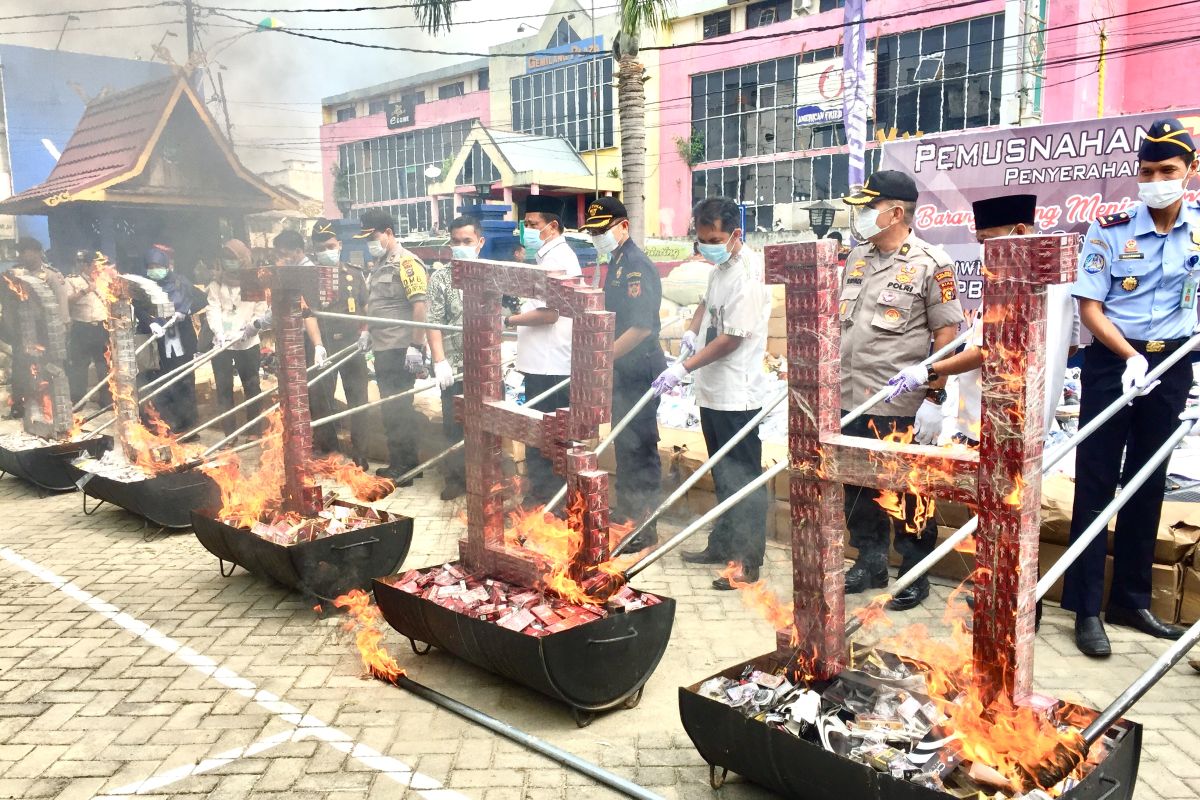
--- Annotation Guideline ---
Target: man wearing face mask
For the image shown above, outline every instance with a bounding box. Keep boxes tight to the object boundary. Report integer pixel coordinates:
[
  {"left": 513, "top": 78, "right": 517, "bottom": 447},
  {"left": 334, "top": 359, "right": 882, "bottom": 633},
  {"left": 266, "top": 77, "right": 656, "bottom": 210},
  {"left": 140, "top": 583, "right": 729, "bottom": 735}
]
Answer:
[
  {"left": 140, "top": 243, "right": 201, "bottom": 433},
  {"left": 426, "top": 216, "right": 479, "bottom": 501},
  {"left": 1059, "top": 119, "right": 1200, "bottom": 657},
  {"left": 3, "top": 239, "right": 69, "bottom": 418},
  {"left": 307, "top": 219, "right": 370, "bottom": 468},
  {"left": 656, "top": 197, "right": 771, "bottom": 588},
  {"left": 582, "top": 198, "right": 666, "bottom": 548},
  {"left": 839, "top": 171, "right": 964, "bottom": 611},
  {"left": 883, "top": 194, "right": 1080, "bottom": 445},
  {"left": 206, "top": 239, "right": 268, "bottom": 438},
  {"left": 355, "top": 209, "right": 430, "bottom": 485},
  {"left": 508, "top": 195, "right": 581, "bottom": 506}
]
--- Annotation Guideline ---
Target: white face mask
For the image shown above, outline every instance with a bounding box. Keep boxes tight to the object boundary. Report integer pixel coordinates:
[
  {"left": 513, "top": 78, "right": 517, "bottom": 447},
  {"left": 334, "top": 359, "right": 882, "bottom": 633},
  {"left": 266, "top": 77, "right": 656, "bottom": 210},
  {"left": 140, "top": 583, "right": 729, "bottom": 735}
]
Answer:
[
  {"left": 852, "top": 205, "right": 899, "bottom": 241},
  {"left": 367, "top": 239, "right": 387, "bottom": 259},
  {"left": 592, "top": 228, "right": 621, "bottom": 256},
  {"left": 451, "top": 244, "right": 480, "bottom": 259},
  {"left": 315, "top": 249, "right": 340, "bottom": 267},
  {"left": 1138, "top": 178, "right": 1187, "bottom": 209}
]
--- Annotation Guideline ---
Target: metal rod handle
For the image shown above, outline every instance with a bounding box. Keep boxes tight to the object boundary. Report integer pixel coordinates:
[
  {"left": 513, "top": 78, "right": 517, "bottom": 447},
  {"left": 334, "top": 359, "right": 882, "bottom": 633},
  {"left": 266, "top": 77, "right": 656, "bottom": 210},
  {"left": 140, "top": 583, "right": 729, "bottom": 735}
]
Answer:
[
  {"left": 839, "top": 324, "right": 976, "bottom": 428},
  {"left": 73, "top": 312, "right": 198, "bottom": 412},
  {"left": 612, "top": 389, "right": 787, "bottom": 557},
  {"left": 543, "top": 386, "right": 659, "bottom": 513},
  {"left": 311, "top": 369, "right": 464, "bottom": 431},
  {"left": 314, "top": 310, "right": 516, "bottom": 338},
  {"left": 392, "top": 376, "right": 570, "bottom": 487},
  {"left": 624, "top": 461, "right": 787, "bottom": 581},
  {"left": 1036, "top": 415, "right": 1197, "bottom": 601}
]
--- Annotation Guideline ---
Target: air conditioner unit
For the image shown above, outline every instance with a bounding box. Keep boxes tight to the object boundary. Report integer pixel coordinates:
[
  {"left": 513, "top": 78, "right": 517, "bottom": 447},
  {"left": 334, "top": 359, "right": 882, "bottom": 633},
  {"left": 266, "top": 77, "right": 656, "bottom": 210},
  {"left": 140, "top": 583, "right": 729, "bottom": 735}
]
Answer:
[{"left": 793, "top": 0, "right": 813, "bottom": 12}]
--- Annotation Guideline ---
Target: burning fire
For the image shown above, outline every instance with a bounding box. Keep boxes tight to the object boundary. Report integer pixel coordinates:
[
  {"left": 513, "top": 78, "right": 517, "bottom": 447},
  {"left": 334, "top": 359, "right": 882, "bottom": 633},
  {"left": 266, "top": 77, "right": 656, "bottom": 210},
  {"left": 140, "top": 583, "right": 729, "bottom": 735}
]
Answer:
[
  {"left": 312, "top": 454, "right": 394, "bottom": 502},
  {"left": 880, "top": 568, "right": 1087, "bottom": 794},
  {"left": 2, "top": 273, "right": 28, "bottom": 301},
  {"left": 867, "top": 422, "right": 939, "bottom": 536},
  {"left": 333, "top": 589, "right": 403, "bottom": 683},
  {"left": 718, "top": 562, "right": 799, "bottom": 647}
]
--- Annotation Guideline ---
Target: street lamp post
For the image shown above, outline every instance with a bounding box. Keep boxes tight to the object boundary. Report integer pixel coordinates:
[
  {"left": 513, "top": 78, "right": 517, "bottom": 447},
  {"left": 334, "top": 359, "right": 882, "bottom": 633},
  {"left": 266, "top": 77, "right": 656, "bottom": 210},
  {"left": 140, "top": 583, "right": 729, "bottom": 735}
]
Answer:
[{"left": 808, "top": 200, "right": 838, "bottom": 239}]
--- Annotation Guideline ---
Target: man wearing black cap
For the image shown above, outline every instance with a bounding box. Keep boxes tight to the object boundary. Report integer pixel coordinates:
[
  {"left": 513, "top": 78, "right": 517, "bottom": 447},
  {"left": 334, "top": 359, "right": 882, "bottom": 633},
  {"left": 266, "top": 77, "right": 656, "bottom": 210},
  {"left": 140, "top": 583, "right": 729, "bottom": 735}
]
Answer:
[
  {"left": 839, "top": 170, "right": 965, "bottom": 611},
  {"left": 356, "top": 209, "right": 430, "bottom": 484},
  {"left": 581, "top": 197, "right": 666, "bottom": 548},
  {"left": 309, "top": 219, "right": 370, "bottom": 469},
  {"left": 1060, "top": 118, "right": 1199, "bottom": 656},
  {"left": 508, "top": 195, "right": 580, "bottom": 506}
]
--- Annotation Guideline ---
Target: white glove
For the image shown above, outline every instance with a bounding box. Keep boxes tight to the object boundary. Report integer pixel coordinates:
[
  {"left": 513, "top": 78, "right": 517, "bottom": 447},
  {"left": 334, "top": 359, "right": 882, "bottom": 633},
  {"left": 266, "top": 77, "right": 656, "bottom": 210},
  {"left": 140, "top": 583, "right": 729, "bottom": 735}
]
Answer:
[
  {"left": 913, "top": 399, "right": 944, "bottom": 445},
  {"left": 405, "top": 345, "right": 425, "bottom": 373},
  {"left": 240, "top": 322, "right": 257, "bottom": 342},
  {"left": 313, "top": 344, "right": 327, "bottom": 368},
  {"left": 357, "top": 331, "right": 371, "bottom": 352},
  {"left": 171, "top": 311, "right": 186, "bottom": 326},
  {"left": 213, "top": 332, "right": 228, "bottom": 349},
  {"left": 149, "top": 322, "right": 166, "bottom": 339},
  {"left": 434, "top": 360, "right": 454, "bottom": 390},
  {"left": 679, "top": 330, "right": 698, "bottom": 360},
  {"left": 1122, "top": 353, "right": 1160, "bottom": 398},
  {"left": 885, "top": 364, "right": 930, "bottom": 403},
  {"left": 651, "top": 362, "right": 689, "bottom": 396}
]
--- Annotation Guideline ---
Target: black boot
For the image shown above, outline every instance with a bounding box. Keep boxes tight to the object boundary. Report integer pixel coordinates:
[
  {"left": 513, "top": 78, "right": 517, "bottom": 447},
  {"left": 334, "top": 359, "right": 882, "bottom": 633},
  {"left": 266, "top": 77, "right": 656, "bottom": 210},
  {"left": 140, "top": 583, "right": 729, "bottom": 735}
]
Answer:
[
  {"left": 1074, "top": 615, "right": 1111, "bottom": 657},
  {"left": 845, "top": 553, "right": 888, "bottom": 594},
  {"left": 886, "top": 577, "right": 930, "bottom": 611}
]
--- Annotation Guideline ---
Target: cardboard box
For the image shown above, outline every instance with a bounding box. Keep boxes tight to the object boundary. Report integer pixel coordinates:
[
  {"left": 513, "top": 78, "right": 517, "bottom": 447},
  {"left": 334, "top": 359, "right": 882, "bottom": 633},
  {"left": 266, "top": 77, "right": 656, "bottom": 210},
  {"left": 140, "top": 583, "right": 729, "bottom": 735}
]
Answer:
[
  {"left": 1179, "top": 567, "right": 1200, "bottom": 624},
  {"left": 767, "top": 337, "right": 788, "bottom": 357},
  {"left": 844, "top": 526, "right": 975, "bottom": 585},
  {"left": 1038, "top": 544, "right": 1181, "bottom": 621}
]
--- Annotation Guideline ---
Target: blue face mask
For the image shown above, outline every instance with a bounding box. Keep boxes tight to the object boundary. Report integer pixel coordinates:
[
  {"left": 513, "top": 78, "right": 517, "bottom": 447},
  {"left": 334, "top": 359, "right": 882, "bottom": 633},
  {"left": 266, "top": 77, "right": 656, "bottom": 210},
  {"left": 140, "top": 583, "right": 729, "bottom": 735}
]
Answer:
[
  {"left": 451, "top": 245, "right": 479, "bottom": 260},
  {"left": 146, "top": 267, "right": 168, "bottom": 281},
  {"left": 697, "top": 232, "right": 735, "bottom": 266},
  {"left": 521, "top": 227, "right": 543, "bottom": 250}
]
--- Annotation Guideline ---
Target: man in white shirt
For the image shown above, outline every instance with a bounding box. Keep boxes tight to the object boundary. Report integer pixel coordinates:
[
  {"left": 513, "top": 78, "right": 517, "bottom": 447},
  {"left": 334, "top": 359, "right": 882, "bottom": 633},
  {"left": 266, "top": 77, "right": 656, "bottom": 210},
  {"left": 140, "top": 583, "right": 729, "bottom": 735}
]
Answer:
[
  {"left": 506, "top": 195, "right": 581, "bottom": 506},
  {"left": 207, "top": 239, "right": 269, "bottom": 437},
  {"left": 654, "top": 197, "right": 771, "bottom": 588}
]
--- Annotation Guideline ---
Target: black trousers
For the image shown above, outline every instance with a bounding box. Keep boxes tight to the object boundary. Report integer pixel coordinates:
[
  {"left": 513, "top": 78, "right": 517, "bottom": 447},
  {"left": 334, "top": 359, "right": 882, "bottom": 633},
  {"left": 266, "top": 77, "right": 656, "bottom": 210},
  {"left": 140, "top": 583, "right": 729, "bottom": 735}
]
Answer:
[
  {"left": 311, "top": 350, "right": 370, "bottom": 463},
  {"left": 524, "top": 372, "right": 571, "bottom": 505},
  {"left": 841, "top": 412, "right": 938, "bottom": 565},
  {"left": 699, "top": 406, "right": 768, "bottom": 570},
  {"left": 1063, "top": 341, "right": 1192, "bottom": 616},
  {"left": 145, "top": 350, "right": 198, "bottom": 434},
  {"left": 374, "top": 348, "right": 419, "bottom": 470},
  {"left": 211, "top": 346, "right": 263, "bottom": 437},
  {"left": 440, "top": 379, "right": 466, "bottom": 489},
  {"left": 612, "top": 348, "right": 665, "bottom": 525},
  {"left": 68, "top": 321, "right": 110, "bottom": 406}
]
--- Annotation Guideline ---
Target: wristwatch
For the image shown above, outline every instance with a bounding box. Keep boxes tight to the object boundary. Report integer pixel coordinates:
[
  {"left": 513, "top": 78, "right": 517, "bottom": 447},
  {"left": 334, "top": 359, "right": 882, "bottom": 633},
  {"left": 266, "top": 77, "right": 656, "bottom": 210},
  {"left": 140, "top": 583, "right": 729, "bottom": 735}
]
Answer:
[{"left": 926, "top": 388, "right": 948, "bottom": 404}]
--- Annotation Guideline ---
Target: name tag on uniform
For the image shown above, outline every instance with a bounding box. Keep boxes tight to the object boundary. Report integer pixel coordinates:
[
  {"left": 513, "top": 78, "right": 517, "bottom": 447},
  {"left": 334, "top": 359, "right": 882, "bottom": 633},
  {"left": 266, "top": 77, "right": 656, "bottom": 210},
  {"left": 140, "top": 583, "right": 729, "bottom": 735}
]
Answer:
[
  {"left": 1183, "top": 272, "right": 1199, "bottom": 311},
  {"left": 348, "top": 298, "right": 357, "bottom": 313}
]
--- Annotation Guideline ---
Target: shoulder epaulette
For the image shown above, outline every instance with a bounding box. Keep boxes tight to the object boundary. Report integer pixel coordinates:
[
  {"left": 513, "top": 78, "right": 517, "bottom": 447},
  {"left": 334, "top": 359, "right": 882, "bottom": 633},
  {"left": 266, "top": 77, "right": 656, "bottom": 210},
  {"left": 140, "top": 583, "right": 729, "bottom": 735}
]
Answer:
[{"left": 1098, "top": 212, "right": 1132, "bottom": 228}]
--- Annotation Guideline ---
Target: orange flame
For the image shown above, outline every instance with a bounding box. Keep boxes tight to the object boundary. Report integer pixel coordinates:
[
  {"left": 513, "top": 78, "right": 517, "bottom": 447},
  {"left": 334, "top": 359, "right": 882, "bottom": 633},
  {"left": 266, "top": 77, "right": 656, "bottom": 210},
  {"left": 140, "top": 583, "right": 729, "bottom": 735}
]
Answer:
[
  {"left": 121, "top": 405, "right": 204, "bottom": 475},
  {"left": 2, "top": 274, "right": 28, "bottom": 301},
  {"left": 333, "top": 589, "right": 403, "bottom": 682},
  {"left": 311, "top": 454, "right": 394, "bottom": 502},
  {"left": 201, "top": 411, "right": 288, "bottom": 527},
  {"left": 868, "top": 422, "right": 939, "bottom": 535},
  {"left": 718, "top": 562, "right": 799, "bottom": 647}
]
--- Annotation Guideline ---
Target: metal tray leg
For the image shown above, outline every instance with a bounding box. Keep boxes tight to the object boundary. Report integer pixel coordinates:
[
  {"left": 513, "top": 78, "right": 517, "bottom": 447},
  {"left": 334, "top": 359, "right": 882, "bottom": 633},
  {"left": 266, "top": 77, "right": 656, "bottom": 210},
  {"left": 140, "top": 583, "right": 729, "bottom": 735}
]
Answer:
[
  {"left": 408, "top": 638, "right": 432, "bottom": 656},
  {"left": 219, "top": 560, "right": 237, "bottom": 578},
  {"left": 709, "top": 764, "right": 728, "bottom": 789},
  {"left": 571, "top": 707, "right": 596, "bottom": 728},
  {"left": 81, "top": 493, "right": 106, "bottom": 516}
]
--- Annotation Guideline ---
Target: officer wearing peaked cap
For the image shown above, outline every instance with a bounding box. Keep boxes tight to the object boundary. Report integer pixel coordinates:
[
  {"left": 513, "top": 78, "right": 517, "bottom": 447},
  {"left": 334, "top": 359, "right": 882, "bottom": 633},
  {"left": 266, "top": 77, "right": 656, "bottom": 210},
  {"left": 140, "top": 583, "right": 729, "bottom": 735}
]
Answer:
[
  {"left": 838, "top": 170, "right": 965, "bottom": 611},
  {"left": 581, "top": 197, "right": 666, "bottom": 551},
  {"left": 1065, "top": 118, "right": 1200, "bottom": 657}
]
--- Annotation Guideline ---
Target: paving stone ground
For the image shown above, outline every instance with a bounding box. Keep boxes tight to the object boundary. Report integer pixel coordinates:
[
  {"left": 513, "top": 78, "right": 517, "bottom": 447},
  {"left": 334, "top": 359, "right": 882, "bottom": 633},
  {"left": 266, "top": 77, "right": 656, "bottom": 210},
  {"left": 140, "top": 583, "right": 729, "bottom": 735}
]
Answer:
[{"left": 0, "top": 459, "right": 1195, "bottom": 799}]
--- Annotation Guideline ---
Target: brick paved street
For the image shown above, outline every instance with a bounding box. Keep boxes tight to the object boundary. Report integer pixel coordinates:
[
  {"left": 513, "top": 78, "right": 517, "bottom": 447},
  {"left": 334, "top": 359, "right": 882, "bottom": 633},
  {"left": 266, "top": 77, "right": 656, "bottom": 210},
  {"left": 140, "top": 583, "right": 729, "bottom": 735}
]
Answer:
[{"left": 0, "top": 467, "right": 1197, "bottom": 799}]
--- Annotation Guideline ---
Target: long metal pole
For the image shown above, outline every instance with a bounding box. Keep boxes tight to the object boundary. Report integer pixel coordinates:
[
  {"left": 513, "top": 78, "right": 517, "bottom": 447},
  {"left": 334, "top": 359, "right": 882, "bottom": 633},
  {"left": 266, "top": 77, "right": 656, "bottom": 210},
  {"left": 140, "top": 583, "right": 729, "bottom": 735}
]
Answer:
[
  {"left": 612, "top": 389, "right": 787, "bottom": 557},
  {"left": 395, "top": 676, "right": 664, "bottom": 800},
  {"left": 72, "top": 312, "right": 200, "bottom": 413},
  {"left": 624, "top": 460, "right": 787, "bottom": 581},
  {"left": 1035, "top": 415, "right": 1197, "bottom": 601},
  {"left": 840, "top": 324, "right": 975, "bottom": 428},
  {"left": 543, "top": 386, "right": 659, "bottom": 513},
  {"left": 844, "top": 334, "right": 1200, "bottom": 631},
  {"left": 184, "top": 342, "right": 359, "bottom": 444},
  {"left": 313, "top": 310, "right": 516, "bottom": 338},
  {"left": 393, "top": 375, "right": 571, "bottom": 487}
]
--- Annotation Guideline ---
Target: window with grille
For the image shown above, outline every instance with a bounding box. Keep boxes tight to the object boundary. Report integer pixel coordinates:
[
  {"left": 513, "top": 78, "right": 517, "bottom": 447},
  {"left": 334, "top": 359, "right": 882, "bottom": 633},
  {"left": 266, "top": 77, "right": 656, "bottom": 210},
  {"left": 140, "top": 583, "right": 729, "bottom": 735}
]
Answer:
[
  {"left": 335, "top": 106, "right": 356, "bottom": 122},
  {"left": 746, "top": 0, "right": 792, "bottom": 30},
  {"left": 819, "top": 0, "right": 845, "bottom": 10},
  {"left": 336, "top": 119, "right": 475, "bottom": 213},
  {"left": 368, "top": 99, "right": 386, "bottom": 116},
  {"left": 438, "top": 82, "right": 465, "bottom": 100},
  {"left": 510, "top": 56, "right": 615, "bottom": 152},
  {"left": 702, "top": 10, "right": 732, "bottom": 39}
]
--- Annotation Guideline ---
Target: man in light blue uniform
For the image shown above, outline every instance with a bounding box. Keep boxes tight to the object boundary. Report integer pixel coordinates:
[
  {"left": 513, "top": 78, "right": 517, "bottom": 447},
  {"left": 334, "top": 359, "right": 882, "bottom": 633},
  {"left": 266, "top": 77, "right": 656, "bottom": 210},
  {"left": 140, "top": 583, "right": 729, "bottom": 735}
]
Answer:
[{"left": 1065, "top": 118, "right": 1199, "bottom": 657}]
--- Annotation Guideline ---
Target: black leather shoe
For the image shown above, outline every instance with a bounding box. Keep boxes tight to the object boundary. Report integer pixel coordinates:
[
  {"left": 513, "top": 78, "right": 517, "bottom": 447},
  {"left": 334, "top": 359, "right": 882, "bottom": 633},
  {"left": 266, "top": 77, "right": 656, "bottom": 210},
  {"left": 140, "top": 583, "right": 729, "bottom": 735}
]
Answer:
[
  {"left": 886, "top": 578, "right": 930, "bottom": 611},
  {"left": 845, "top": 555, "right": 889, "bottom": 595},
  {"left": 1035, "top": 599, "right": 1043, "bottom": 633},
  {"left": 682, "top": 548, "right": 728, "bottom": 565},
  {"left": 1106, "top": 606, "right": 1187, "bottom": 639},
  {"left": 713, "top": 565, "right": 759, "bottom": 590},
  {"left": 1075, "top": 615, "right": 1111, "bottom": 657}
]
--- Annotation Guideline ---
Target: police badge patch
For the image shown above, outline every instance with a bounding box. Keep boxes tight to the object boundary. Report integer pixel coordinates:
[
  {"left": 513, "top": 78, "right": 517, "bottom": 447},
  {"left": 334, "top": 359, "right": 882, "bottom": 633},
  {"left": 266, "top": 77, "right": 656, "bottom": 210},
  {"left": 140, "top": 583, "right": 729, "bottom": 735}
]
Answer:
[{"left": 1083, "top": 253, "right": 1106, "bottom": 274}]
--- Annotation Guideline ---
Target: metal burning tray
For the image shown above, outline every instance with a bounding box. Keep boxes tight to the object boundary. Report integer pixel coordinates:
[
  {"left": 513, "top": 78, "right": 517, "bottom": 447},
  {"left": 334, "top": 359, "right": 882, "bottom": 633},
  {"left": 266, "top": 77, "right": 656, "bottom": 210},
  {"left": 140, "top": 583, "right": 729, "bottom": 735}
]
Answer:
[
  {"left": 373, "top": 570, "right": 676, "bottom": 726},
  {"left": 191, "top": 505, "right": 413, "bottom": 607},
  {"left": 678, "top": 652, "right": 1141, "bottom": 800},
  {"left": 69, "top": 466, "right": 220, "bottom": 530},
  {"left": 0, "top": 436, "right": 110, "bottom": 492}
]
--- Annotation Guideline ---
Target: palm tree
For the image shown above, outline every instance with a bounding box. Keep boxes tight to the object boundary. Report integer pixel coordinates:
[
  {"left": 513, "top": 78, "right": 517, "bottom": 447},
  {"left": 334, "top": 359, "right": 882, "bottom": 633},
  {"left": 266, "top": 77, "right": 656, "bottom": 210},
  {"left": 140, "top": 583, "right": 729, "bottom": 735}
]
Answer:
[{"left": 411, "top": 0, "right": 675, "bottom": 247}]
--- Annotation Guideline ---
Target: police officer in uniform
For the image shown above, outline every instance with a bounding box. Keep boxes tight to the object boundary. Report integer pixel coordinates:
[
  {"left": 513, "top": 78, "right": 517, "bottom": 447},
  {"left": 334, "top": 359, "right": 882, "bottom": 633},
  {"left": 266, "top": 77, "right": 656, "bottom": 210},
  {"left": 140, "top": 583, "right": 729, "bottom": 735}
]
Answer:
[
  {"left": 840, "top": 171, "right": 965, "bottom": 610},
  {"left": 356, "top": 209, "right": 430, "bottom": 485},
  {"left": 309, "top": 219, "right": 370, "bottom": 469},
  {"left": 1064, "top": 119, "right": 1198, "bottom": 657},
  {"left": 582, "top": 198, "right": 666, "bottom": 549}
]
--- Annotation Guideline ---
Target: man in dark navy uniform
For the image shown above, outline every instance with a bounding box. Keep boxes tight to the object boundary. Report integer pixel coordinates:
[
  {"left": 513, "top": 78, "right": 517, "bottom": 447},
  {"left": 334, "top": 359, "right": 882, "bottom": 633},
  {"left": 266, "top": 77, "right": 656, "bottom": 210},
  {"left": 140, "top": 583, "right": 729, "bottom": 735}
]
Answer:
[
  {"left": 1065, "top": 118, "right": 1199, "bottom": 656},
  {"left": 582, "top": 198, "right": 666, "bottom": 550}
]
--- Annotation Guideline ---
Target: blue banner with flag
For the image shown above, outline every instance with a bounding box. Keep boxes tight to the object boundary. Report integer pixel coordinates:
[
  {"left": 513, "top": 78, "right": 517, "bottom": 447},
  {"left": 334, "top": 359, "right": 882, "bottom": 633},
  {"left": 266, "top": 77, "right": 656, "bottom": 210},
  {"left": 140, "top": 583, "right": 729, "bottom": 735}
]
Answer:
[{"left": 842, "top": 0, "right": 868, "bottom": 191}]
